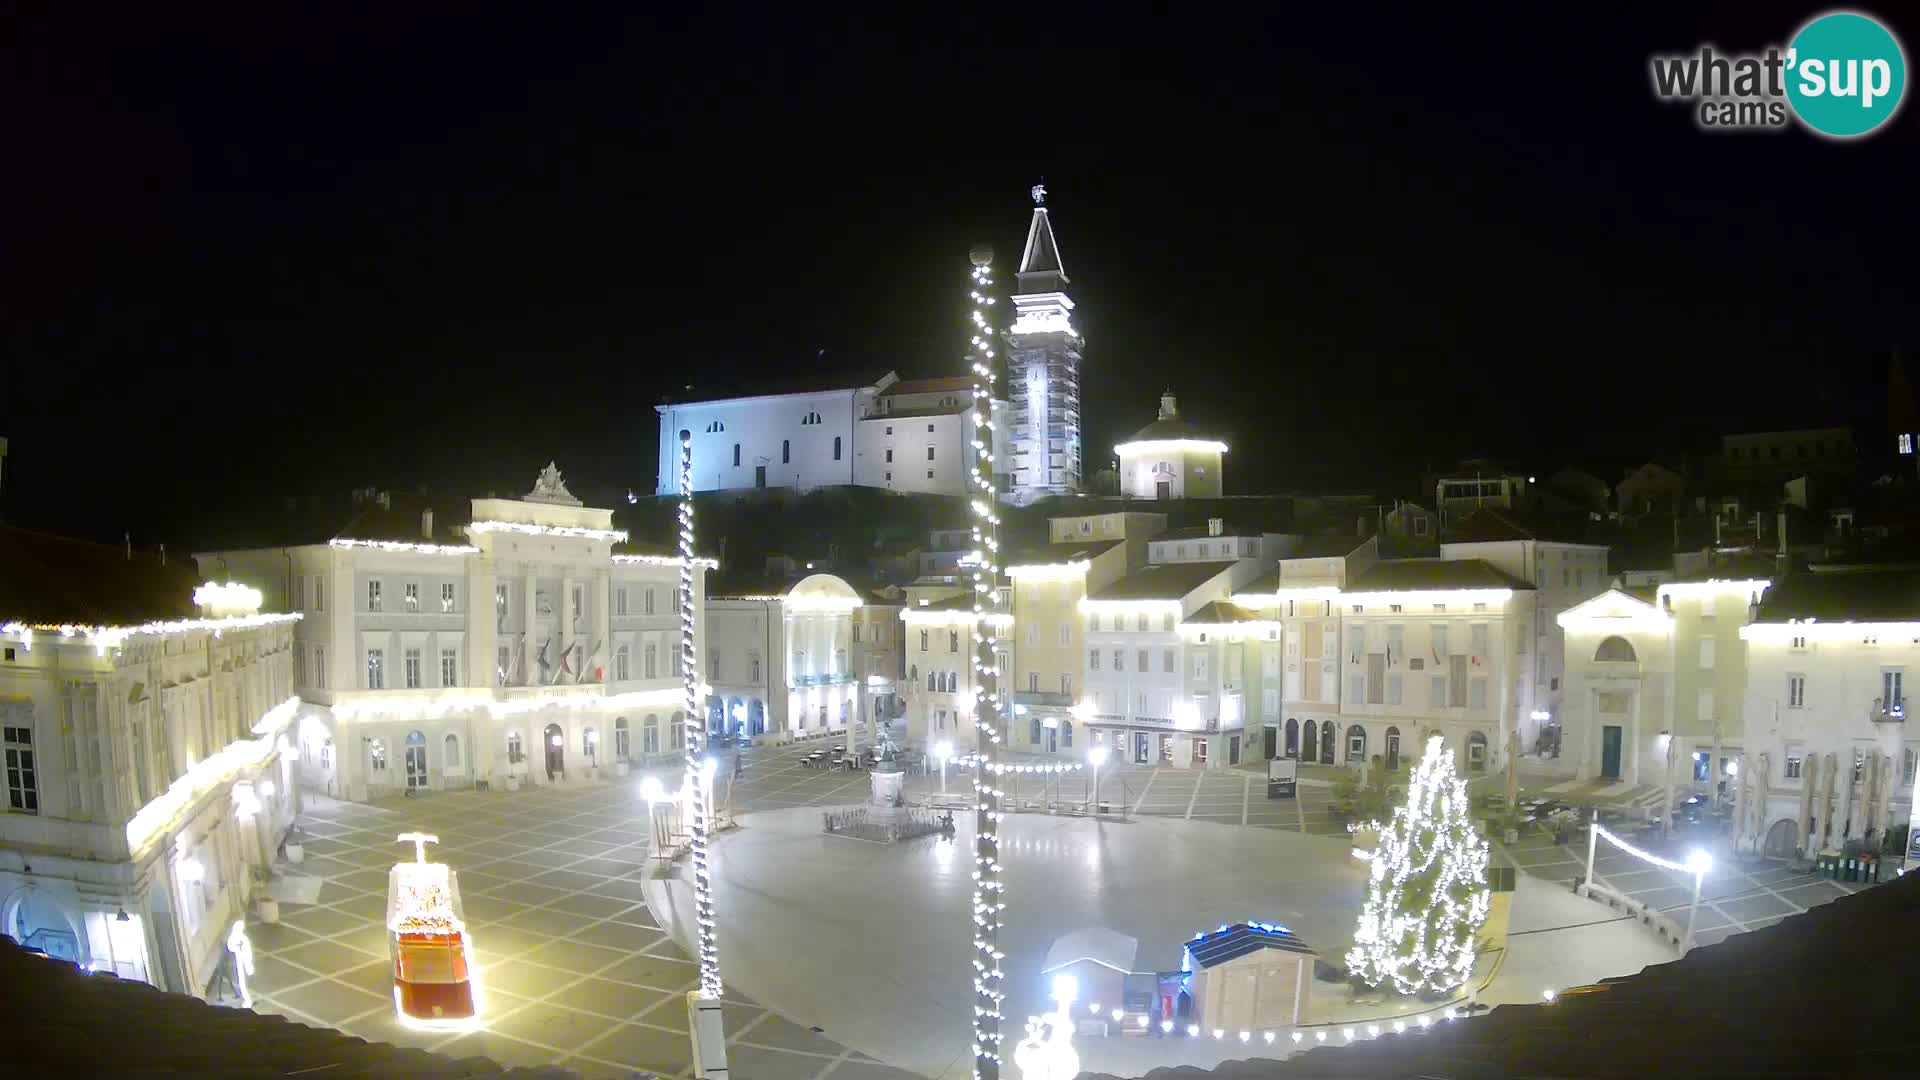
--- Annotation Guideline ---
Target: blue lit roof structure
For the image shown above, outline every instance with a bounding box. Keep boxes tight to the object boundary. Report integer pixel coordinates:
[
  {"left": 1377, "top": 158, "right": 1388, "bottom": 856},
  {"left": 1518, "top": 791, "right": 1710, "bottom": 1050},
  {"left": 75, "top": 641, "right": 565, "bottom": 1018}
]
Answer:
[{"left": 1183, "top": 922, "right": 1316, "bottom": 970}]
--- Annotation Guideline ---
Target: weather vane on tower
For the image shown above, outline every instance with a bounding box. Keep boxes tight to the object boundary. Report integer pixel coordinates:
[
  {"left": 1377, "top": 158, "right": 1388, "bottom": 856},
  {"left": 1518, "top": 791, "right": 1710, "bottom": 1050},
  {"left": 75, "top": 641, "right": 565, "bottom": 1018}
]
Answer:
[{"left": 1031, "top": 180, "right": 1047, "bottom": 205}]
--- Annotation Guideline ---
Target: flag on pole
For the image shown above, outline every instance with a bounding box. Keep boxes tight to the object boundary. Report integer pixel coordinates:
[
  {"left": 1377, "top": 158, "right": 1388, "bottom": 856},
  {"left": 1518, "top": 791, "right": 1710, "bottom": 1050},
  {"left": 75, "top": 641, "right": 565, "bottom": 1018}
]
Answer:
[{"left": 535, "top": 636, "right": 553, "bottom": 684}]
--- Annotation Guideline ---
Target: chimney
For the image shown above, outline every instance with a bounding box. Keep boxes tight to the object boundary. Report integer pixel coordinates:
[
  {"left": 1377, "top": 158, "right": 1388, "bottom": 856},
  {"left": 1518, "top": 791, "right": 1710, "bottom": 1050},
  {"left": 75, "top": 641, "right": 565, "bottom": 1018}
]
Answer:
[
  {"left": 422, "top": 509, "right": 434, "bottom": 539},
  {"left": 1158, "top": 390, "right": 1178, "bottom": 421},
  {"left": 1208, "top": 517, "right": 1223, "bottom": 537}
]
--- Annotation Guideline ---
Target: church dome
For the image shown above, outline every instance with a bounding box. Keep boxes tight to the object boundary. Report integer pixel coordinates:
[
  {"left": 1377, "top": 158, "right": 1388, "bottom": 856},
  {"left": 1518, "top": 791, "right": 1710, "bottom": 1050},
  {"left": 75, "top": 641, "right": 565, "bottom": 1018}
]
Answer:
[{"left": 1117, "top": 391, "right": 1227, "bottom": 450}]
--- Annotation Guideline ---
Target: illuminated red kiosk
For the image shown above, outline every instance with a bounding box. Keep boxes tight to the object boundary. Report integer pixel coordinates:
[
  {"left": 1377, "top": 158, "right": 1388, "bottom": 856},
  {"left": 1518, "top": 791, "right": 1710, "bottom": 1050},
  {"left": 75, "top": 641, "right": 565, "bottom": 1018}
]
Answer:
[{"left": 387, "top": 832, "right": 479, "bottom": 1027}]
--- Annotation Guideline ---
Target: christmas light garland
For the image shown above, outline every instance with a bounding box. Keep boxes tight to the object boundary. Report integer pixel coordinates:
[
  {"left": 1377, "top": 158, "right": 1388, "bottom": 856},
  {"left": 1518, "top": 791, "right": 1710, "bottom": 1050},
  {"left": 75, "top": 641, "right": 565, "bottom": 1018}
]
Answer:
[
  {"left": 1346, "top": 734, "right": 1490, "bottom": 996},
  {"left": 966, "top": 244, "right": 1007, "bottom": 1080},
  {"left": 678, "top": 428, "right": 723, "bottom": 1000}
]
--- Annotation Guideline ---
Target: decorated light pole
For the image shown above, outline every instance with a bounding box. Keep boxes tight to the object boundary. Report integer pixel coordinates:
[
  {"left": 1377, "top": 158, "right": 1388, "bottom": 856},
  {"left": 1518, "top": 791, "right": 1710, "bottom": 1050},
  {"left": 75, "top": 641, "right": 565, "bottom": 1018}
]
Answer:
[
  {"left": 678, "top": 428, "right": 728, "bottom": 1079},
  {"left": 967, "top": 243, "right": 1008, "bottom": 1080}
]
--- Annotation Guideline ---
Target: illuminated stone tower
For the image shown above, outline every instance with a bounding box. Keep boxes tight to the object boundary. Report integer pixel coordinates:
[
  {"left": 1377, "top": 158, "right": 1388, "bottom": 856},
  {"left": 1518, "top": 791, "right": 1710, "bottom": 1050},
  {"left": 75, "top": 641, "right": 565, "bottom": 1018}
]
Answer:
[{"left": 1006, "top": 183, "right": 1082, "bottom": 504}]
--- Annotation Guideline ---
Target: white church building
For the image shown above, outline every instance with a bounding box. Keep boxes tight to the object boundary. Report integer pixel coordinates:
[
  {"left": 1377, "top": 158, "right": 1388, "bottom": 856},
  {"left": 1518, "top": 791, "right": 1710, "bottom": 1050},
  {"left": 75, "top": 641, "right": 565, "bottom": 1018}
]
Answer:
[{"left": 654, "top": 371, "right": 1009, "bottom": 498}]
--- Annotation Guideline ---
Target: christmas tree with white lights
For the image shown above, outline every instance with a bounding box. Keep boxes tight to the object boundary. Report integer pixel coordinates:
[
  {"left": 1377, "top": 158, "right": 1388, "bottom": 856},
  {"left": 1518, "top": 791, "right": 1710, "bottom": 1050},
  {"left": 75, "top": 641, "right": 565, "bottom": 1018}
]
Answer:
[{"left": 1346, "top": 734, "right": 1491, "bottom": 996}]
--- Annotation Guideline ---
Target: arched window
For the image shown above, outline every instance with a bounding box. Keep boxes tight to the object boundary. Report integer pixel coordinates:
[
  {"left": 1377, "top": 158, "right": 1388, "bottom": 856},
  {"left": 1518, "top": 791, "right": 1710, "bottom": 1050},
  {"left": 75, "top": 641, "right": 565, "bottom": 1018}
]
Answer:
[
  {"left": 706, "top": 420, "right": 725, "bottom": 433},
  {"left": 833, "top": 435, "right": 842, "bottom": 461},
  {"left": 444, "top": 733, "right": 461, "bottom": 768},
  {"left": 643, "top": 714, "right": 660, "bottom": 754},
  {"left": 733, "top": 443, "right": 741, "bottom": 467},
  {"left": 927, "top": 670, "right": 937, "bottom": 691},
  {"left": 1031, "top": 717, "right": 1043, "bottom": 745},
  {"left": 506, "top": 731, "right": 524, "bottom": 765},
  {"left": 644, "top": 642, "right": 658, "bottom": 679},
  {"left": 368, "top": 738, "right": 387, "bottom": 771},
  {"left": 583, "top": 726, "right": 598, "bottom": 764},
  {"left": 1153, "top": 460, "right": 1175, "bottom": 476},
  {"left": 782, "top": 439, "right": 791, "bottom": 464},
  {"left": 1595, "top": 636, "right": 1637, "bottom": 662},
  {"left": 1284, "top": 718, "right": 1299, "bottom": 757},
  {"left": 1061, "top": 720, "right": 1074, "bottom": 748},
  {"left": 1346, "top": 724, "right": 1367, "bottom": 763},
  {"left": 670, "top": 712, "right": 684, "bottom": 752},
  {"left": 614, "top": 717, "right": 630, "bottom": 760},
  {"left": 1319, "top": 720, "right": 1336, "bottom": 764},
  {"left": 1385, "top": 725, "right": 1402, "bottom": 770},
  {"left": 615, "top": 644, "right": 631, "bottom": 681}
]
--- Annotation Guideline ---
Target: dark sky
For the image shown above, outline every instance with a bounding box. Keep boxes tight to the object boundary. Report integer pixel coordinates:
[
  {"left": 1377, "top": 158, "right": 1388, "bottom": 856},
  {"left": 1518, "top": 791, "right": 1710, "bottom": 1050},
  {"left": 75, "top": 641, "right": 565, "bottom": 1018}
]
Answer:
[{"left": 3, "top": 3, "right": 1914, "bottom": 545}]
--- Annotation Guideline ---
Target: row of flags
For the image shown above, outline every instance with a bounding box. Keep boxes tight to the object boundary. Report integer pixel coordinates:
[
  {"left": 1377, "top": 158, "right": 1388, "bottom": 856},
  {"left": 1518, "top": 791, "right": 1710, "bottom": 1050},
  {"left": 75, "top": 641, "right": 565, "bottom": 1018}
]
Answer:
[{"left": 494, "top": 633, "right": 608, "bottom": 686}]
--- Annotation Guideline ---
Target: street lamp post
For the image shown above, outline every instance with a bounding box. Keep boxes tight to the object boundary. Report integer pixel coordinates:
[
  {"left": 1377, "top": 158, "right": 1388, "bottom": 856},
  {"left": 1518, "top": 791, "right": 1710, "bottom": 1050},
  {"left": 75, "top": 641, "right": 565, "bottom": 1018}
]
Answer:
[{"left": 1088, "top": 744, "right": 1110, "bottom": 815}]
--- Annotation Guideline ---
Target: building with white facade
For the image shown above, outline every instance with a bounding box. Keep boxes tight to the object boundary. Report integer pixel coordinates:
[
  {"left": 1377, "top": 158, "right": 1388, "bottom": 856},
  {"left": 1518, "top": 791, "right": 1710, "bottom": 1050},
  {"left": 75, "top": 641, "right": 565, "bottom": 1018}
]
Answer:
[
  {"left": 655, "top": 373, "right": 882, "bottom": 496},
  {"left": 2, "top": 526, "right": 300, "bottom": 1000},
  {"left": 1075, "top": 542, "right": 1280, "bottom": 769},
  {"left": 1116, "top": 392, "right": 1227, "bottom": 501},
  {"left": 1557, "top": 571, "right": 1770, "bottom": 808},
  {"left": 205, "top": 466, "right": 708, "bottom": 800},
  {"left": 1736, "top": 566, "right": 1919, "bottom": 860},
  {"left": 1232, "top": 544, "right": 1535, "bottom": 777},
  {"left": 1006, "top": 186, "right": 1084, "bottom": 504},
  {"left": 706, "top": 573, "right": 904, "bottom": 741},
  {"left": 855, "top": 377, "right": 1009, "bottom": 496},
  {"left": 1441, "top": 509, "right": 1611, "bottom": 752},
  {"left": 654, "top": 371, "right": 1008, "bottom": 498}
]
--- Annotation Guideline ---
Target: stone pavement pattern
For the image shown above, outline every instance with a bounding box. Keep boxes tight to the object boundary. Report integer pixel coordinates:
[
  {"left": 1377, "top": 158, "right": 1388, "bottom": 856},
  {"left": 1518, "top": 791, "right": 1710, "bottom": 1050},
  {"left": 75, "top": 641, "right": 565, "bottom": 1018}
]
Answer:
[{"left": 249, "top": 779, "right": 916, "bottom": 1080}]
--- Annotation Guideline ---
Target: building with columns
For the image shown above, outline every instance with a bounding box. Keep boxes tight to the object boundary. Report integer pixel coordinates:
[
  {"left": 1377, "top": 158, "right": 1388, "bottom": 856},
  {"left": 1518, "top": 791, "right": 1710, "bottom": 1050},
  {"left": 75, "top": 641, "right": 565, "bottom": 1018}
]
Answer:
[
  {"left": 1006, "top": 185, "right": 1084, "bottom": 504},
  {"left": 2, "top": 526, "right": 300, "bottom": 1000},
  {"left": 1116, "top": 391, "right": 1227, "bottom": 501},
  {"left": 204, "top": 466, "right": 708, "bottom": 801},
  {"left": 706, "top": 573, "right": 898, "bottom": 740},
  {"left": 1557, "top": 573, "right": 1769, "bottom": 801}
]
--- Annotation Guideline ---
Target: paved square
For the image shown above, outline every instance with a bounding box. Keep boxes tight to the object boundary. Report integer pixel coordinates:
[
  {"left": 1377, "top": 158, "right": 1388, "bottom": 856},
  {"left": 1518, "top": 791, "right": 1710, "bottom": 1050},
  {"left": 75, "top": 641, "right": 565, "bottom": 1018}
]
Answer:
[{"left": 244, "top": 739, "right": 1899, "bottom": 1078}]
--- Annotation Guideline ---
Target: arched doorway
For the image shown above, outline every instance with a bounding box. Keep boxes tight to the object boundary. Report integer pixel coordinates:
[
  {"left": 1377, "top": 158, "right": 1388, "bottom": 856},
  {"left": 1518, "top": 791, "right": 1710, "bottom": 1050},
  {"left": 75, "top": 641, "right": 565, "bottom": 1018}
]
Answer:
[
  {"left": 404, "top": 730, "right": 428, "bottom": 791},
  {"left": 1385, "top": 726, "right": 1402, "bottom": 771},
  {"left": 1345, "top": 724, "right": 1367, "bottom": 765},
  {"left": 1284, "top": 718, "right": 1299, "bottom": 758},
  {"left": 1763, "top": 818, "right": 1797, "bottom": 859},
  {"left": 749, "top": 699, "right": 766, "bottom": 736},
  {"left": 1319, "top": 721, "right": 1336, "bottom": 765},
  {"left": 614, "top": 717, "right": 630, "bottom": 762},
  {"left": 543, "top": 723, "right": 565, "bottom": 780},
  {"left": 3, "top": 888, "right": 82, "bottom": 963},
  {"left": 1299, "top": 719, "right": 1314, "bottom": 761}
]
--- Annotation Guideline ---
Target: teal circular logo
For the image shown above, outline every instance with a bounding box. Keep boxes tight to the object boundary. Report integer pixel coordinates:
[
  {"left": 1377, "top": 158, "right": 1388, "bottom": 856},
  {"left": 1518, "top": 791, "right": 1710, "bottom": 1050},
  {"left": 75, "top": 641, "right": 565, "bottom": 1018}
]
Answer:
[{"left": 1786, "top": 11, "right": 1907, "bottom": 137}]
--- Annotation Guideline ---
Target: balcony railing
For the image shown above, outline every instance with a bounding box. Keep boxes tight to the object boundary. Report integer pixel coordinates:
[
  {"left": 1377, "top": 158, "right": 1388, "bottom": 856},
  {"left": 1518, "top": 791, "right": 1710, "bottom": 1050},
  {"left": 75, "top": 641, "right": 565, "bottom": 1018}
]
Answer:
[
  {"left": 791, "top": 673, "right": 858, "bottom": 688},
  {"left": 1872, "top": 696, "right": 1906, "bottom": 723}
]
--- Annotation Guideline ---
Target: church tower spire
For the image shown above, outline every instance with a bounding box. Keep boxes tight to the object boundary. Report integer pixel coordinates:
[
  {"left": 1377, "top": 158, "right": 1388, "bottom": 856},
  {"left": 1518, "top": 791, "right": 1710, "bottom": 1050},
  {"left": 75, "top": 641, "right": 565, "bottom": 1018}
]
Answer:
[{"left": 1006, "top": 182, "right": 1084, "bottom": 504}]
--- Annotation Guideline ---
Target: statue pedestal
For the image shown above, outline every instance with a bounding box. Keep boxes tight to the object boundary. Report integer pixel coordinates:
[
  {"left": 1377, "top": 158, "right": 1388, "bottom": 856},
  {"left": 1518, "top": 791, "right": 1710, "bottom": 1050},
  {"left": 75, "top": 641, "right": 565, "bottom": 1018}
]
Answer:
[{"left": 869, "top": 767, "right": 906, "bottom": 814}]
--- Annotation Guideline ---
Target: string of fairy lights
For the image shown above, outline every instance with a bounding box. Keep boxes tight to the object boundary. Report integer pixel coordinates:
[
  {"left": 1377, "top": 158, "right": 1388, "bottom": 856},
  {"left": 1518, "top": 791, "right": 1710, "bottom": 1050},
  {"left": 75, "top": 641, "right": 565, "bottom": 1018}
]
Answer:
[
  {"left": 966, "top": 244, "right": 1008, "bottom": 1080},
  {"left": 679, "top": 427, "right": 723, "bottom": 1000}
]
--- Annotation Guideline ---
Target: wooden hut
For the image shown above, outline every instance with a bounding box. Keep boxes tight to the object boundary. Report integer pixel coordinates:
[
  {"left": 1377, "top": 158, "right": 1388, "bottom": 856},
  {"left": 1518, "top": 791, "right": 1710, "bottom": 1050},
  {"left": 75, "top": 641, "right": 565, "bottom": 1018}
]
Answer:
[{"left": 1182, "top": 922, "right": 1316, "bottom": 1031}]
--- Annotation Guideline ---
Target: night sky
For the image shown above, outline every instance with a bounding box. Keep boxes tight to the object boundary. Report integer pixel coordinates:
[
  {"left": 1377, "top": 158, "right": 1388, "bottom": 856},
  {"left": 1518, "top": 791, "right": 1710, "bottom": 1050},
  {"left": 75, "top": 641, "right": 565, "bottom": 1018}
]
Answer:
[{"left": 4, "top": 3, "right": 1914, "bottom": 545}]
